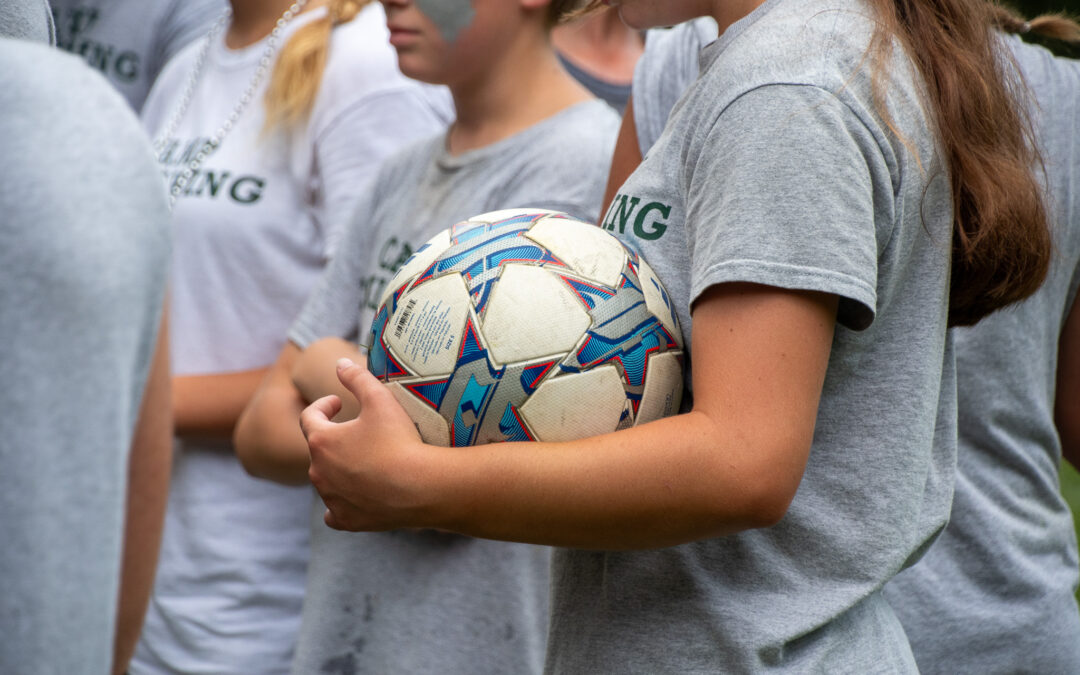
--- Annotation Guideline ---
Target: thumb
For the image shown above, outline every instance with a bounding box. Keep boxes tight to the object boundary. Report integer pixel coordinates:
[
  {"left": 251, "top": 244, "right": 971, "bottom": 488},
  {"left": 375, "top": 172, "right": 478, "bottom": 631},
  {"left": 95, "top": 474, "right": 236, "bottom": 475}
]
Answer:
[{"left": 335, "top": 357, "right": 381, "bottom": 403}]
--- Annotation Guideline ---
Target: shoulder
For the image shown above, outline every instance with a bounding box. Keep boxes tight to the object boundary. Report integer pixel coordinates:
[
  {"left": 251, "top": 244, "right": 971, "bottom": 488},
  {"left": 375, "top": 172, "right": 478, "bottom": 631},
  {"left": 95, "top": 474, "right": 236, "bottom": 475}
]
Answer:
[
  {"left": 373, "top": 132, "right": 446, "bottom": 186},
  {"left": 707, "top": 0, "right": 879, "bottom": 95},
  {"left": 0, "top": 39, "right": 110, "bottom": 107},
  {"left": 0, "top": 0, "right": 54, "bottom": 44},
  {"left": 507, "top": 100, "right": 620, "bottom": 191},
  {"left": 322, "top": 4, "right": 406, "bottom": 94},
  {"left": 1006, "top": 36, "right": 1080, "bottom": 112},
  {"left": 682, "top": 0, "right": 930, "bottom": 166},
  {"left": 531, "top": 100, "right": 621, "bottom": 163},
  {"left": 499, "top": 100, "right": 621, "bottom": 221},
  {"left": 0, "top": 39, "right": 170, "bottom": 264},
  {"left": 158, "top": 0, "right": 227, "bottom": 28},
  {"left": 140, "top": 36, "right": 205, "bottom": 128},
  {"left": 0, "top": 38, "right": 163, "bottom": 183}
]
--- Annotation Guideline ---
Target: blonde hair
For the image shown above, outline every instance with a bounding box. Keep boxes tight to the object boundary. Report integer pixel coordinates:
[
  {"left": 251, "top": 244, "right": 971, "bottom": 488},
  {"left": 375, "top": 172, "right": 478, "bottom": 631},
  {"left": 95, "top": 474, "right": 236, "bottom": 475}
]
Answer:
[{"left": 263, "top": 0, "right": 370, "bottom": 133}]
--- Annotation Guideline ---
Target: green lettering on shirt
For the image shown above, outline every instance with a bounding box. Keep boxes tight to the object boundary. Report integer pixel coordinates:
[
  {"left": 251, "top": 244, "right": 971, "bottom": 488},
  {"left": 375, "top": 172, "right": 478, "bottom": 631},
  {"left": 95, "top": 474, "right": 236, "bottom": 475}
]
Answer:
[
  {"left": 634, "top": 202, "right": 671, "bottom": 241},
  {"left": 602, "top": 194, "right": 640, "bottom": 234}
]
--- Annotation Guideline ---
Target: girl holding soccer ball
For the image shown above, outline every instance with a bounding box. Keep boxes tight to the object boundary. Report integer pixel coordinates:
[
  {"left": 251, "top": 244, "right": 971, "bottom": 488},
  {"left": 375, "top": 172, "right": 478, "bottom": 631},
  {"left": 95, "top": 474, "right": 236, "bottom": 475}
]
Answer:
[
  {"left": 299, "top": 0, "right": 1054, "bottom": 671},
  {"left": 235, "top": 0, "right": 619, "bottom": 672}
]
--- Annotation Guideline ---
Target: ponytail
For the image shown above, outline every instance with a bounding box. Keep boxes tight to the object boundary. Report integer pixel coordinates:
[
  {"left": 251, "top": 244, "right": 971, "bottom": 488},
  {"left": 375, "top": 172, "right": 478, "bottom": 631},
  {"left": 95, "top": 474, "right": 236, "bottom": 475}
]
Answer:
[
  {"left": 263, "top": 0, "right": 370, "bottom": 133},
  {"left": 989, "top": 4, "right": 1080, "bottom": 43}
]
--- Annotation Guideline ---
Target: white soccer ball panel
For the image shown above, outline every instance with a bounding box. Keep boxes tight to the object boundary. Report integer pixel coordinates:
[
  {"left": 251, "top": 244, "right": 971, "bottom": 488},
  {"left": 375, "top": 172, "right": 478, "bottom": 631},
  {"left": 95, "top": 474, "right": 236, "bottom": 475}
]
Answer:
[
  {"left": 376, "top": 229, "right": 452, "bottom": 312},
  {"left": 466, "top": 208, "right": 562, "bottom": 225},
  {"left": 635, "top": 351, "right": 684, "bottom": 425},
  {"left": 387, "top": 382, "right": 450, "bottom": 447},
  {"left": 482, "top": 264, "right": 592, "bottom": 365},
  {"left": 526, "top": 215, "right": 628, "bottom": 288},
  {"left": 385, "top": 273, "right": 472, "bottom": 378},
  {"left": 520, "top": 366, "right": 626, "bottom": 441},
  {"left": 637, "top": 258, "right": 684, "bottom": 349}
]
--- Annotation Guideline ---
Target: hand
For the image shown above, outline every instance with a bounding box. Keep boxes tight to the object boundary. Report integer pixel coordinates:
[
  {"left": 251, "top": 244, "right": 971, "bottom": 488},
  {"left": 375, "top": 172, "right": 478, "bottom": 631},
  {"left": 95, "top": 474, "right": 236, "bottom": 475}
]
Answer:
[{"left": 301, "top": 358, "right": 436, "bottom": 531}]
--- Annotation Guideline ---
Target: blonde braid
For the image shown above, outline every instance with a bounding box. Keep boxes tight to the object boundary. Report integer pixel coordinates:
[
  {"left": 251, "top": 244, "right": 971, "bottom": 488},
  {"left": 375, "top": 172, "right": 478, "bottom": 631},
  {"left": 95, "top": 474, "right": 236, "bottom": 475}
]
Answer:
[{"left": 263, "top": 0, "right": 372, "bottom": 133}]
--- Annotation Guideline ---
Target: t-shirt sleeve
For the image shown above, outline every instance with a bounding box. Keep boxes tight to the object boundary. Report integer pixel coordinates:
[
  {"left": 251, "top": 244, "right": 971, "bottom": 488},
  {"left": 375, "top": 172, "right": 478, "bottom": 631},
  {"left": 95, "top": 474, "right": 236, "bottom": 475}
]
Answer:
[
  {"left": 685, "top": 83, "right": 882, "bottom": 329},
  {"left": 312, "top": 86, "right": 449, "bottom": 256},
  {"left": 0, "top": 0, "right": 55, "bottom": 44},
  {"left": 288, "top": 186, "right": 378, "bottom": 349},
  {"left": 152, "top": 0, "right": 224, "bottom": 83}
]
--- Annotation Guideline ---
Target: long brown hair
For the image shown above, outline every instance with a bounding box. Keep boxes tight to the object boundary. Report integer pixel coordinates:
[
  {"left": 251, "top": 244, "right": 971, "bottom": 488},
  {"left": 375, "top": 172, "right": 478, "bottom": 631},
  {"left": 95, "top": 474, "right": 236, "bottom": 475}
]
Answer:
[
  {"left": 263, "top": 0, "right": 369, "bottom": 133},
  {"left": 865, "top": 0, "right": 1063, "bottom": 326},
  {"left": 571, "top": 0, "right": 1071, "bottom": 326}
]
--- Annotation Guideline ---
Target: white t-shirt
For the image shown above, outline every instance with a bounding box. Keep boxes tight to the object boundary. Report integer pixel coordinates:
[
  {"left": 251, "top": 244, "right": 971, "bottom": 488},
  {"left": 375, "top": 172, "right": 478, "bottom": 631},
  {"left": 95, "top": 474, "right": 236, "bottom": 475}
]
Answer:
[{"left": 132, "top": 6, "right": 452, "bottom": 675}]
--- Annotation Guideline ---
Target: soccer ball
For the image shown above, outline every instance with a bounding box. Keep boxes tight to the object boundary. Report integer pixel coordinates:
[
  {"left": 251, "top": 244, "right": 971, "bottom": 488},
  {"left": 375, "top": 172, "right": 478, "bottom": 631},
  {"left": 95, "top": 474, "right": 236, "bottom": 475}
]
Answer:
[{"left": 366, "top": 208, "right": 684, "bottom": 446}]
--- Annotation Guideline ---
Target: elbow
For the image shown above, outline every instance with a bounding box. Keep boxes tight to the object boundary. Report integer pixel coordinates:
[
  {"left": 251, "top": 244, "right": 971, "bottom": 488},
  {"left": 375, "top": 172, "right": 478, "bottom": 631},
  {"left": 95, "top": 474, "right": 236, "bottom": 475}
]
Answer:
[
  {"left": 738, "top": 477, "right": 797, "bottom": 529},
  {"left": 232, "top": 404, "right": 310, "bottom": 486},
  {"left": 725, "top": 440, "right": 807, "bottom": 531},
  {"left": 232, "top": 411, "right": 263, "bottom": 478}
]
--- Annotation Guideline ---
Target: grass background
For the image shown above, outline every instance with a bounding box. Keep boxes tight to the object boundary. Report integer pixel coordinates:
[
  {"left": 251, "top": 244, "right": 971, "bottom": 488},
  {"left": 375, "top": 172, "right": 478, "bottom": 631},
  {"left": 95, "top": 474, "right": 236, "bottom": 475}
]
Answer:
[{"left": 1062, "top": 462, "right": 1080, "bottom": 601}]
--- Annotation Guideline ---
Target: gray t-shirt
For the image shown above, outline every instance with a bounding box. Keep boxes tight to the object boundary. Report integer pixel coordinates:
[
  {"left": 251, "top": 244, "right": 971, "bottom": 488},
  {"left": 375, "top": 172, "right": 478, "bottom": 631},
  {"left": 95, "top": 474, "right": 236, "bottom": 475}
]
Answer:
[
  {"left": 634, "top": 17, "right": 1080, "bottom": 675},
  {"left": 884, "top": 37, "right": 1080, "bottom": 674},
  {"left": 288, "top": 100, "right": 619, "bottom": 675},
  {"left": 632, "top": 17, "right": 716, "bottom": 155},
  {"left": 50, "top": 0, "right": 226, "bottom": 111},
  {"left": 0, "top": 38, "right": 170, "bottom": 675},
  {"left": 0, "top": 0, "right": 54, "bottom": 43},
  {"left": 550, "top": 0, "right": 956, "bottom": 671}
]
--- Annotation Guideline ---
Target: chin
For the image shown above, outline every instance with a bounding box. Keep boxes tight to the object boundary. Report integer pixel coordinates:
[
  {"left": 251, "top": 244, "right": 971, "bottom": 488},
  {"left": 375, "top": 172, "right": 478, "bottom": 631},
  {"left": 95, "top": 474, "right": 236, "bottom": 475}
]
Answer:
[{"left": 395, "top": 58, "right": 440, "bottom": 85}]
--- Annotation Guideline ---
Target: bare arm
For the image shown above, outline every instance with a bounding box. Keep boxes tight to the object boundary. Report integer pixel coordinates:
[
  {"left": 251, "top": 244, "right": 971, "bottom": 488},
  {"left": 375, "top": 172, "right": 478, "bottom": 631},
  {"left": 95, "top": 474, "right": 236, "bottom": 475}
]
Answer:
[
  {"left": 234, "top": 338, "right": 363, "bottom": 485},
  {"left": 303, "top": 283, "right": 837, "bottom": 550},
  {"left": 113, "top": 312, "right": 172, "bottom": 675},
  {"left": 1057, "top": 291, "right": 1080, "bottom": 470},
  {"left": 291, "top": 337, "right": 366, "bottom": 422},
  {"left": 598, "top": 95, "right": 644, "bottom": 222},
  {"left": 234, "top": 343, "right": 310, "bottom": 485},
  {"left": 173, "top": 367, "right": 268, "bottom": 438}
]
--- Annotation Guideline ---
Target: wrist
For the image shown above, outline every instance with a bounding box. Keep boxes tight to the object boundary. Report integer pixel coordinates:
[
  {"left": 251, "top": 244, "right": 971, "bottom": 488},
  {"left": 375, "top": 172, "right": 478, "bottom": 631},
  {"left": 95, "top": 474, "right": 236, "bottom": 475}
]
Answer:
[{"left": 409, "top": 441, "right": 471, "bottom": 533}]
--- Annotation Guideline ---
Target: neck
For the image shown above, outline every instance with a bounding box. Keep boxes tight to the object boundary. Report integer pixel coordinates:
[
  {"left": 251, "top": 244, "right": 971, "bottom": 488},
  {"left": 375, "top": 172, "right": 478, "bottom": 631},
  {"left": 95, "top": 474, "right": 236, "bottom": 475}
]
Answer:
[
  {"left": 225, "top": 0, "right": 324, "bottom": 49},
  {"left": 447, "top": 30, "right": 591, "bottom": 156},
  {"left": 551, "top": 11, "right": 644, "bottom": 83}
]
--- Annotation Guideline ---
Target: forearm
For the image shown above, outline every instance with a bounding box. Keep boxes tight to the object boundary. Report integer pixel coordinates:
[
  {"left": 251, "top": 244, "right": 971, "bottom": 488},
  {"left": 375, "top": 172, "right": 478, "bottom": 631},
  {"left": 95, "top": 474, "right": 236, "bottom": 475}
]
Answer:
[
  {"left": 173, "top": 368, "right": 268, "bottom": 438},
  {"left": 292, "top": 337, "right": 366, "bottom": 421},
  {"left": 415, "top": 409, "right": 802, "bottom": 549},
  {"left": 234, "top": 343, "right": 311, "bottom": 485},
  {"left": 306, "top": 284, "right": 835, "bottom": 549},
  {"left": 114, "top": 316, "right": 171, "bottom": 675}
]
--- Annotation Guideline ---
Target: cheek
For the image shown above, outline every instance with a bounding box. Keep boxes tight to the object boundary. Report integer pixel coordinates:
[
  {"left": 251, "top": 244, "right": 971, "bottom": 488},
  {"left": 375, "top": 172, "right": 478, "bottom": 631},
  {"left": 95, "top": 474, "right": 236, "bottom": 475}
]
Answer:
[{"left": 414, "top": 0, "right": 476, "bottom": 43}]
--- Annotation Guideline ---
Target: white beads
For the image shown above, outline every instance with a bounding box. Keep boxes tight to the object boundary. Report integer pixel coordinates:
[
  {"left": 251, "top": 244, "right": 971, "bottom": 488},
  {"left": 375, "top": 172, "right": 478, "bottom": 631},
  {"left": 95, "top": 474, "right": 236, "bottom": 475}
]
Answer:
[{"left": 152, "top": 0, "right": 310, "bottom": 208}]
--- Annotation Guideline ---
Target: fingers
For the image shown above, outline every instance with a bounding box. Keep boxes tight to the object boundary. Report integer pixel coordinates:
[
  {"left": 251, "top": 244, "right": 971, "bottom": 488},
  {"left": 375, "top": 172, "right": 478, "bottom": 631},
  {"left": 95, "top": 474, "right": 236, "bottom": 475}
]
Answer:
[{"left": 299, "top": 394, "right": 343, "bottom": 440}]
